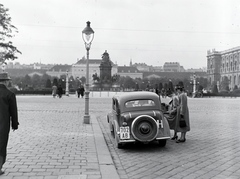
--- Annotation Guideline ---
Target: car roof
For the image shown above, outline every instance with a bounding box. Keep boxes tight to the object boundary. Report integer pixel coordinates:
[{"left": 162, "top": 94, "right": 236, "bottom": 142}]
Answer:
[{"left": 113, "top": 91, "right": 161, "bottom": 103}]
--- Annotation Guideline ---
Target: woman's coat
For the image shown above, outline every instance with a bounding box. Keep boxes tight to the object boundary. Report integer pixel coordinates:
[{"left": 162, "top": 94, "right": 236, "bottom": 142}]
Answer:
[{"left": 175, "top": 92, "right": 190, "bottom": 132}]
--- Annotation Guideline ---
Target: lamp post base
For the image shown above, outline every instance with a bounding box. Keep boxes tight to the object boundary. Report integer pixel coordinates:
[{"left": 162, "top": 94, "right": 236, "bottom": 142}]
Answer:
[{"left": 83, "top": 115, "right": 90, "bottom": 124}]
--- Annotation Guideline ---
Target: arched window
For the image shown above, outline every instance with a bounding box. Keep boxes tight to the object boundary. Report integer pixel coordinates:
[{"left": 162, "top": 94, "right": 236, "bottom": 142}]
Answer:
[{"left": 231, "top": 62, "right": 233, "bottom": 71}]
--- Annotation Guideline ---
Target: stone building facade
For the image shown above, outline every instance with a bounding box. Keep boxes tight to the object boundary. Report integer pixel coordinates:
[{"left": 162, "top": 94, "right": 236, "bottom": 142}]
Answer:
[
  {"left": 207, "top": 47, "right": 240, "bottom": 90},
  {"left": 163, "top": 62, "right": 185, "bottom": 72},
  {"left": 71, "top": 57, "right": 118, "bottom": 85}
]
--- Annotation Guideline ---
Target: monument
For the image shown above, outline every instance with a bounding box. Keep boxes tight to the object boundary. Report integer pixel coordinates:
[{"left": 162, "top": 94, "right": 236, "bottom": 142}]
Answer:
[{"left": 99, "top": 50, "right": 112, "bottom": 90}]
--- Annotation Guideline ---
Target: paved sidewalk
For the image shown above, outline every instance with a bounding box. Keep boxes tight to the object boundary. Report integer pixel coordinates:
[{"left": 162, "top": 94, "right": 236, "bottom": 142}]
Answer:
[{"left": 1, "top": 96, "right": 119, "bottom": 179}]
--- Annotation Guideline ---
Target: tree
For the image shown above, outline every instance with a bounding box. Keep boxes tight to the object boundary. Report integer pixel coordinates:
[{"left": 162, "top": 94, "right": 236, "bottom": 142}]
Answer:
[
  {"left": 32, "top": 74, "right": 41, "bottom": 88},
  {"left": 45, "top": 79, "right": 52, "bottom": 88},
  {"left": 124, "top": 76, "right": 135, "bottom": 89},
  {"left": 158, "top": 82, "right": 163, "bottom": 91},
  {"left": 198, "top": 85, "right": 204, "bottom": 91},
  {"left": 53, "top": 78, "right": 58, "bottom": 86},
  {"left": 168, "top": 80, "right": 174, "bottom": 92},
  {"left": 80, "top": 76, "right": 86, "bottom": 84},
  {"left": 22, "top": 75, "right": 31, "bottom": 89},
  {"left": 135, "top": 83, "right": 139, "bottom": 91},
  {"left": 212, "top": 84, "right": 218, "bottom": 94},
  {"left": 0, "top": 4, "right": 21, "bottom": 64},
  {"left": 220, "top": 76, "right": 230, "bottom": 91}
]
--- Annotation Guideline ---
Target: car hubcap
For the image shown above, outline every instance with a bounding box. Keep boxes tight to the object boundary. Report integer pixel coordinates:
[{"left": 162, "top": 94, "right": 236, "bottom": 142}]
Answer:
[{"left": 139, "top": 123, "right": 151, "bottom": 134}]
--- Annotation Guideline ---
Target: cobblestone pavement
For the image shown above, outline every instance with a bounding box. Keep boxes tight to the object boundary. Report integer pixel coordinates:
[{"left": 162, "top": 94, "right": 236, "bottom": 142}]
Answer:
[
  {"left": 1, "top": 95, "right": 118, "bottom": 179},
  {"left": 97, "top": 97, "right": 240, "bottom": 179}
]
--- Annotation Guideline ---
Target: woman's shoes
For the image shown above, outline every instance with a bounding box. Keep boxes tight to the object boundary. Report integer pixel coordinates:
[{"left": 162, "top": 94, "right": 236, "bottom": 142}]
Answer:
[
  {"left": 171, "top": 136, "right": 178, "bottom": 140},
  {"left": 176, "top": 138, "right": 186, "bottom": 143}
]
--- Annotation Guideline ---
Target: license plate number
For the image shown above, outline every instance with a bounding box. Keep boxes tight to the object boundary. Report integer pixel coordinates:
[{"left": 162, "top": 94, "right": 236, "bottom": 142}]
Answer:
[{"left": 120, "top": 127, "right": 130, "bottom": 139}]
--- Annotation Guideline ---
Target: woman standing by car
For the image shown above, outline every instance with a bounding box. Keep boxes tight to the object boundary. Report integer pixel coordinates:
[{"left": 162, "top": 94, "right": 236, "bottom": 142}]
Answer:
[
  {"left": 175, "top": 82, "right": 190, "bottom": 143},
  {"left": 167, "top": 90, "right": 180, "bottom": 140}
]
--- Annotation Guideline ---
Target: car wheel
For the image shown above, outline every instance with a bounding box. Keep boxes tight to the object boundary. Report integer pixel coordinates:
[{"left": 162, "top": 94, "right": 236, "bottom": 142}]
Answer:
[{"left": 158, "top": 139, "right": 167, "bottom": 147}]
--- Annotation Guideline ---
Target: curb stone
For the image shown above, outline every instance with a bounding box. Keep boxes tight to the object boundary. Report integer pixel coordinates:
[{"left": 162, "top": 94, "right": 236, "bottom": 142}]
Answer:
[{"left": 92, "top": 115, "right": 120, "bottom": 179}]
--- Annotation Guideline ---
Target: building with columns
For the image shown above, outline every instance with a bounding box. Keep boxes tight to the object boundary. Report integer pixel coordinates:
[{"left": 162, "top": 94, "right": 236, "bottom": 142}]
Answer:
[
  {"left": 207, "top": 46, "right": 240, "bottom": 90},
  {"left": 71, "top": 56, "right": 118, "bottom": 85}
]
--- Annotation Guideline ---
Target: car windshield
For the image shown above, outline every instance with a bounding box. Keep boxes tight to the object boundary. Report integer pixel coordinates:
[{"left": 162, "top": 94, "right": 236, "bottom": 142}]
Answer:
[{"left": 125, "top": 99, "right": 155, "bottom": 108}]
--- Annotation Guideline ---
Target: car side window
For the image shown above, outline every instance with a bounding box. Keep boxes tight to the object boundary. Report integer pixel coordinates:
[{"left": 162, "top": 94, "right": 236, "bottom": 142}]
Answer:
[{"left": 125, "top": 100, "right": 155, "bottom": 108}]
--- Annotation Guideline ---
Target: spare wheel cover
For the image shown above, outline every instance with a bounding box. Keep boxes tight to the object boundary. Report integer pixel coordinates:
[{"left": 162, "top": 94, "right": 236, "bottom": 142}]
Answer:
[{"left": 131, "top": 115, "right": 159, "bottom": 142}]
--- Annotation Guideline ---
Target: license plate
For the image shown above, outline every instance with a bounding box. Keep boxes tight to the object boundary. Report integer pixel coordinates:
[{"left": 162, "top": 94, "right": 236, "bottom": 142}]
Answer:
[{"left": 120, "top": 126, "right": 130, "bottom": 139}]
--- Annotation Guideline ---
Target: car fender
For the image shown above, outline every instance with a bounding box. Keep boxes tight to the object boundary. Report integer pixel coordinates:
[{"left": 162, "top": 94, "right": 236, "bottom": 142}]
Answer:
[
  {"left": 113, "top": 120, "right": 120, "bottom": 143},
  {"left": 162, "top": 116, "right": 171, "bottom": 137}
]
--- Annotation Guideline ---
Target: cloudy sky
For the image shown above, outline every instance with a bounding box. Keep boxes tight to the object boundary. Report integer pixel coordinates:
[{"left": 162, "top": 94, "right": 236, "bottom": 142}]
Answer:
[{"left": 2, "top": 0, "right": 240, "bottom": 69}]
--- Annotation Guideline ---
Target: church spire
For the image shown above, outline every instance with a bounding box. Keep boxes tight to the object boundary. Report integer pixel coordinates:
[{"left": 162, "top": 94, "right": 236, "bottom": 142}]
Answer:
[{"left": 130, "top": 59, "right": 132, "bottom": 66}]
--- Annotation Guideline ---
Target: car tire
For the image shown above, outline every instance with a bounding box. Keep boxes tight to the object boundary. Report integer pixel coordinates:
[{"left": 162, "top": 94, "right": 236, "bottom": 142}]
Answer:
[{"left": 158, "top": 139, "right": 167, "bottom": 147}]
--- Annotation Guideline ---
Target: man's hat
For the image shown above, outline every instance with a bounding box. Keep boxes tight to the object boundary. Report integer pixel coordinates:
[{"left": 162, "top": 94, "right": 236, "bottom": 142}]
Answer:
[{"left": 0, "top": 72, "right": 11, "bottom": 81}]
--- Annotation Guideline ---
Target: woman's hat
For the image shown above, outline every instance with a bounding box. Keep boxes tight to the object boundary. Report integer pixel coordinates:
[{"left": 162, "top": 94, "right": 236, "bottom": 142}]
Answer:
[{"left": 0, "top": 72, "right": 11, "bottom": 81}]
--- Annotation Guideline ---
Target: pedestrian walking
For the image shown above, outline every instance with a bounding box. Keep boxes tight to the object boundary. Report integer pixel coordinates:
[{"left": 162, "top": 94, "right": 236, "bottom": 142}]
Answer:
[
  {"left": 57, "top": 85, "right": 63, "bottom": 98},
  {"left": 0, "top": 73, "right": 19, "bottom": 175},
  {"left": 52, "top": 84, "right": 57, "bottom": 98},
  {"left": 79, "top": 85, "right": 85, "bottom": 98},
  {"left": 76, "top": 86, "right": 81, "bottom": 98},
  {"left": 175, "top": 81, "right": 190, "bottom": 143}
]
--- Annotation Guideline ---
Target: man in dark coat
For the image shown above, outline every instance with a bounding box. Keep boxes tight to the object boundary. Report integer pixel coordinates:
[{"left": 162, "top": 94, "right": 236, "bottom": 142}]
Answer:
[
  {"left": 76, "top": 86, "right": 81, "bottom": 98},
  {"left": 0, "top": 72, "right": 19, "bottom": 175},
  {"left": 79, "top": 85, "right": 85, "bottom": 98},
  {"left": 57, "top": 85, "right": 63, "bottom": 98}
]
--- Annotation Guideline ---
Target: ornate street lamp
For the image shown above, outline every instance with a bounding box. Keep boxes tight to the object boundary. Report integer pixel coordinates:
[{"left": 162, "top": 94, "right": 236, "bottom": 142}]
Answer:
[
  {"left": 192, "top": 74, "right": 196, "bottom": 97},
  {"left": 82, "top": 21, "right": 94, "bottom": 124}
]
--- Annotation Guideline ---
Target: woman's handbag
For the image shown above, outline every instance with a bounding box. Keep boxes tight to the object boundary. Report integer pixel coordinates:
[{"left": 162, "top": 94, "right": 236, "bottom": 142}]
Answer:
[{"left": 179, "top": 116, "right": 186, "bottom": 128}]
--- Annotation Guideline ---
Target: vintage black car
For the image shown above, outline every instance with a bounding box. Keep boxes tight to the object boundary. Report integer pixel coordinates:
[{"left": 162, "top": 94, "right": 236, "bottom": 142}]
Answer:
[{"left": 107, "top": 91, "right": 171, "bottom": 148}]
